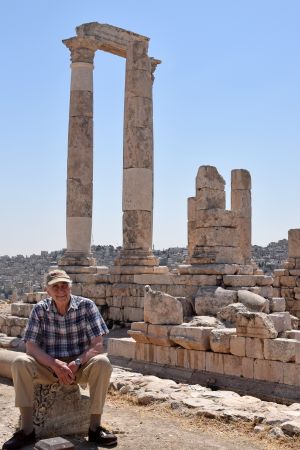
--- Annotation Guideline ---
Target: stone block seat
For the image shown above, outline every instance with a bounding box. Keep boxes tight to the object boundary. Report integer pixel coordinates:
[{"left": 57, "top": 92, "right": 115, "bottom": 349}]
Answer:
[
  {"left": 0, "top": 350, "right": 90, "bottom": 439},
  {"left": 33, "top": 384, "right": 90, "bottom": 438}
]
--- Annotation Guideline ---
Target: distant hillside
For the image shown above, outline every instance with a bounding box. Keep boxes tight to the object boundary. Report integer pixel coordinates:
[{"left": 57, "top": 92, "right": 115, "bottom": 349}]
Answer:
[
  {"left": 252, "top": 239, "right": 288, "bottom": 273},
  {"left": 0, "top": 240, "right": 288, "bottom": 299}
]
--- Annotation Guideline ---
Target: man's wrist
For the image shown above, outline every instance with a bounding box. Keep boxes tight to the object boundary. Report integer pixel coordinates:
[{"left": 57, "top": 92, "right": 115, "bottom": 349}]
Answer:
[
  {"left": 49, "top": 358, "right": 59, "bottom": 371},
  {"left": 74, "top": 357, "right": 82, "bottom": 368}
]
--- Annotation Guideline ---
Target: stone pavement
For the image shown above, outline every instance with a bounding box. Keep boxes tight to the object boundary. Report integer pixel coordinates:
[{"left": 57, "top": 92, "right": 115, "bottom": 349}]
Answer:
[
  {"left": 1, "top": 364, "right": 300, "bottom": 449},
  {"left": 109, "top": 365, "right": 300, "bottom": 440},
  {"left": 0, "top": 376, "right": 274, "bottom": 450}
]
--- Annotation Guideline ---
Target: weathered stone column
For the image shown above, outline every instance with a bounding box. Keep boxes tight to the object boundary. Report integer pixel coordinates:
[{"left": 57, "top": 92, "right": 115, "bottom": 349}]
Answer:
[
  {"left": 115, "top": 40, "right": 160, "bottom": 266},
  {"left": 288, "top": 229, "right": 300, "bottom": 259},
  {"left": 60, "top": 37, "right": 98, "bottom": 266},
  {"left": 231, "top": 169, "right": 252, "bottom": 264}
]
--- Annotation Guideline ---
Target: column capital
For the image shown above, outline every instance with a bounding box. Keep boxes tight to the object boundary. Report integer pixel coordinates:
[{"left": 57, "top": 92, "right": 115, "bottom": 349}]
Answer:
[
  {"left": 63, "top": 37, "right": 98, "bottom": 63},
  {"left": 150, "top": 57, "right": 161, "bottom": 82}
]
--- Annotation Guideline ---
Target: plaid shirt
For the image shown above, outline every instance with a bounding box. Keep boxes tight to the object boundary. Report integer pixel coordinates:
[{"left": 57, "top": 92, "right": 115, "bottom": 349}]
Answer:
[{"left": 23, "top": 295, "right": 109, "bottom": 358}]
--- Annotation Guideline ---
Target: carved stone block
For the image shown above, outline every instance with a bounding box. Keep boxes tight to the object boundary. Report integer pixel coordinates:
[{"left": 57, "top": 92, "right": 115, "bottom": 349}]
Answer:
[{"left": 33, "top": 384, "right": 89, "bottom": 438}]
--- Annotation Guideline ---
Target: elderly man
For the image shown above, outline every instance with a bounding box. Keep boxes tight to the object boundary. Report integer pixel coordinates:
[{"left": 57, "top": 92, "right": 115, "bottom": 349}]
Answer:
[{"left": 3, "top": 269, "right": 117, "bottom": 449}]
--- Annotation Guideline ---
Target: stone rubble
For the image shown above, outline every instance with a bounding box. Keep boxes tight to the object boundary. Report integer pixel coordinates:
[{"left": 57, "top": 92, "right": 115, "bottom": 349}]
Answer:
[{"left": 109, "top": 366, "right": 300, "bottom": 438}]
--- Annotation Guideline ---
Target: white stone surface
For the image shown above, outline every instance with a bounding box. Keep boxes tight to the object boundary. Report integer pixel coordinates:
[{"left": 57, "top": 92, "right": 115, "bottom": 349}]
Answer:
[
  {"left": 144, "top": 286, "right": 183, "bottom": 325},
  {"left": 123, "top": 168, "right": 152, "bottom": 211},
  {"left": 66, "top": 216, "right": 92, "bottom": 253},
  {"left": 264, "top": 338, "right": 297, "bottom": 362},
  {"left": 237, "top": 290, "right": 267, "bottom": 312},
  {"left": 170, "top": 326, "right": 213, "bottom": 351},
  {"left": 210, "top": 329, "right": 236, "bottom": 353},
  {"left": 70, "top": 62, "right": 93, "bottom": 91},
  {"left": 236, "top": 312, "right": 278, "bottom": 339}
]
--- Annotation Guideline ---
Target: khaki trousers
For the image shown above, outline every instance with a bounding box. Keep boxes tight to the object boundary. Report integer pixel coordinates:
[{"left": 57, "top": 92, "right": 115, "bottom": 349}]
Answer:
[{"left": 11, "top": 353, "right": 112, "bottom": 415}]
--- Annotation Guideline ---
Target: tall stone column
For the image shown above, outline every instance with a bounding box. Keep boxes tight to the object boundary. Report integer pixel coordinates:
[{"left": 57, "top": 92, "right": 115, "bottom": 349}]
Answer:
[
  {"left": 231, "top": 169, "right": 252, "bottom": 264},
  {"left": 115, "top": 40, "right": 160, "bottom": 266},
  {"left": 60, "top": 37, "right": 98, "bottom": 266}
]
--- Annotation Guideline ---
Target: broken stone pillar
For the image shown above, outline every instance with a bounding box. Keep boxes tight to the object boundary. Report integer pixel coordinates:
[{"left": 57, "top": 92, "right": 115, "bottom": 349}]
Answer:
[
  {"left": 60, "top": 37, "right": 98, "bottom": 266},
  {"left": 115, "top": 40, "right": 160, "bottom": 267},
  {"left": 188, "top": 165, "right": 225, "bottom": 261},
  {"left": 33, "top": 384, "right": 90, "bottom": 438},
  {"left": 231, "top": 169, "right": 252, "bottom": 264},
  {"left": 188, "top": 166, "right": 242, "bottom": 264}
]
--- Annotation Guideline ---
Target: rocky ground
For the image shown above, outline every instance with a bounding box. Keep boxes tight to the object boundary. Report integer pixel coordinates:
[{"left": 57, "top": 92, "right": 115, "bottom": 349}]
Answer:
[
  {"left": 1, "top": 367, "right": 300, "bottom": 450},
  {"left": 1, "top": 303, "right": 300, "bottom": 449}
]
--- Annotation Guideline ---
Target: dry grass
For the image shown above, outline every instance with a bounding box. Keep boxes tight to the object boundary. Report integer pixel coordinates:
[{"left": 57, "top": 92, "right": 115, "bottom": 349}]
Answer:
[{"left": 107, "top": 390, "right": 300, "bottom": 450}]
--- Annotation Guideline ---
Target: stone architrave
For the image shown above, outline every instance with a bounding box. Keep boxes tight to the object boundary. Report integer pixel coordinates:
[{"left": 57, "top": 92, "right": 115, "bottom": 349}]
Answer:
[{"left": 231, "top": 169, "right": 252, "bottom": 264}]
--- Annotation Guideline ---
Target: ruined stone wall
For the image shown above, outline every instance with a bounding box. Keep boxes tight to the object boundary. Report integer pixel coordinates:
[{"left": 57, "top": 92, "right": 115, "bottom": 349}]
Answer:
[
  {"left": 273, "top": 229, "right": 300, "bottom": 321},
  {"left": 108, "top": 286, "right": 300, "bottom": 398},
  {"left": 188, "top": 166, "right": 251, "bottom": 265}
]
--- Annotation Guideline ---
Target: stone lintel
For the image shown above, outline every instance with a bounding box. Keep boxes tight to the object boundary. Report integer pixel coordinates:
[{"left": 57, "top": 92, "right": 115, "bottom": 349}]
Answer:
[
  {"left": 75, "top": 22, "right": 149, "bottom": 58},
  {"left": 65, "top": 24, "right": 161, "bottom": 63},
  {"left": 64, "top": 23, "right": 161, "bottom": 62}
]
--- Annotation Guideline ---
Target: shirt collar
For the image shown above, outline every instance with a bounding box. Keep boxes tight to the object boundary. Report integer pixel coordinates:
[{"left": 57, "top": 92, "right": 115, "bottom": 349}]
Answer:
[{"left": 46, "top": 295, "right": 79, "bottom": 313}]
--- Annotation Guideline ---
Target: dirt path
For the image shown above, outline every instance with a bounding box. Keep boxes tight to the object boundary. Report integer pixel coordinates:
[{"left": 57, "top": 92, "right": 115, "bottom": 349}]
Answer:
[{"left": 0, "top": 376, "right": 298, "bottom": 450}]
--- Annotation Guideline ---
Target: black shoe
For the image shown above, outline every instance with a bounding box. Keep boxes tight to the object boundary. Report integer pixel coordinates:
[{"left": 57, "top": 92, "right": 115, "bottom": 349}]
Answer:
[
  {"left": 88, "top": 426, "right": 117, "bottom": 446},
  {"left": 2, "top": 429, "right": 36, "bottom": 450}
]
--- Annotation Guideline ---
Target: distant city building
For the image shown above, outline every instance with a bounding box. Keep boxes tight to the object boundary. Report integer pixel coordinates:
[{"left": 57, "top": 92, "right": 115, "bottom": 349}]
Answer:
[{"left": 0, "top": 240, "right": 288, "bottom": 298}]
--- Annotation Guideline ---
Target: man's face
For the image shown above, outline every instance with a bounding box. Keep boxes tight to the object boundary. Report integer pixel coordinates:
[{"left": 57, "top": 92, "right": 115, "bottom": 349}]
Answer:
[{"left": 46, "top": 282, "right": 71, "bottom": 304}]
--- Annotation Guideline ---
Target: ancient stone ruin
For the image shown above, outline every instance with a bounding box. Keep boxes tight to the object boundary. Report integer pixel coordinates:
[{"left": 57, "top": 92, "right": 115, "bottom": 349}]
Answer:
[
  {"left": 1, "top": 22, "right": 300, "bottom": 408},
  {"left": 60, "top": 22, "right": 160, "bottom": 269}
]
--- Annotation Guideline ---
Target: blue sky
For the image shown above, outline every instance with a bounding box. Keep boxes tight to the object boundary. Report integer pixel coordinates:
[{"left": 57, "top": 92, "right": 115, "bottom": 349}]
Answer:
[{"left": 0, "top": 1, "right": 299, "bottom": 256}]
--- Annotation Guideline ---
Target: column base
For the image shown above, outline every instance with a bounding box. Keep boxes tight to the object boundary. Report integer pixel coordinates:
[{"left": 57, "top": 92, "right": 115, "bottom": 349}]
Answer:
[
  {"left": 114, "top": 248, "right": 159, "bottom": 267},
  {"left": 58, "top": 251, "right": 96, "bottom": 267}
]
